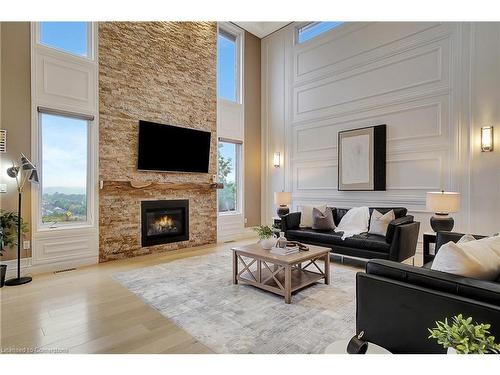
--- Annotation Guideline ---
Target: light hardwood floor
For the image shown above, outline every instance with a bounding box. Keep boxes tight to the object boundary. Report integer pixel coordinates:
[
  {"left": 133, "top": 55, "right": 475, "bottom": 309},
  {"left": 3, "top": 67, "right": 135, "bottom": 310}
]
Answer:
[{"left": 0, "top": 239, "right": 255, "bottom": 354}]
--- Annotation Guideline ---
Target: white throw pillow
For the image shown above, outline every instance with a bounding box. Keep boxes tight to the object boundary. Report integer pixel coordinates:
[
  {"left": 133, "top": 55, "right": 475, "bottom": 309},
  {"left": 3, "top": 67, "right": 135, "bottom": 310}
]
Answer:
[
  {"left": 298, "top": 204, "right": 326, "bottom": 228},
  {"left": 368, "top": 209, "right": 395, "bottom": 237},
  {"left": 458, "top": 234, "right": 476, "bottom": 244},
  {"left": 431, "top": 236, "right": 500, "bottom": 280}
]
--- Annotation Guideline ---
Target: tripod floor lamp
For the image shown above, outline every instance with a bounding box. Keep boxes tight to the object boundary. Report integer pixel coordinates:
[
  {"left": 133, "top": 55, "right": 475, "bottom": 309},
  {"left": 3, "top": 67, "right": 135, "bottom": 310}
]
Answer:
[{"left": 5, "top": 153, "right": 39, "bottom": 286}]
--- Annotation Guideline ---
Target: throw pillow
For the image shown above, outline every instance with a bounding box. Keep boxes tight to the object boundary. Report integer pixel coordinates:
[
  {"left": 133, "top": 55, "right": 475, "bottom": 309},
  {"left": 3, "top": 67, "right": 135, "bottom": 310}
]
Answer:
[
  {"left": 458, "top": 234, "right": 476, "bottom": 244},
  {"left": 368, "top": 209, "right": 395, "bottom": 237},
  {"left": 298, "top": 204, "right": 326, "bottom": 228},
  {"left": 431, "top": 236, "right": 500, "bottom": 280},
  {"left": 312, "top": 207, "right": 335, "bottom": 230}
]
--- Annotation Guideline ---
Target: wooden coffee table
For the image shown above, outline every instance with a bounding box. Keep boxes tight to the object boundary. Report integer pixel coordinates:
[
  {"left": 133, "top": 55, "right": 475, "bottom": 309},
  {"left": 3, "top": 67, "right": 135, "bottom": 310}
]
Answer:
[{"left": 231, "top": 243, "right": 331, "bottom": 304}]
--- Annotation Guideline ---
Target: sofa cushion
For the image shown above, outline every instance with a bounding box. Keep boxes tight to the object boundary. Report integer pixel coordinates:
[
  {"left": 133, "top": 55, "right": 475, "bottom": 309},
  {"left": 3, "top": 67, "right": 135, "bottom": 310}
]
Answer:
[
  {"left": 286, "top": 229, "right": 342, "bottom": 245},
  {"left": 343, "top": 233, "right": 391, "bottom": 253},
  {"left": 366, "top": 259, "right": 500, "bottom": 306},
  {"left": 286, "top": 229, "right": 390, "bottom": 253}
]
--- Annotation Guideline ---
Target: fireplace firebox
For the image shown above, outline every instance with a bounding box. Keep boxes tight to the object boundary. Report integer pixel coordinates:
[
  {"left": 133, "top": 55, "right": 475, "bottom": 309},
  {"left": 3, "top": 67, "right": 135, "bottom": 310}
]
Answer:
[{"left": 141, "top": 200, "right": 189, "bottom": 247}]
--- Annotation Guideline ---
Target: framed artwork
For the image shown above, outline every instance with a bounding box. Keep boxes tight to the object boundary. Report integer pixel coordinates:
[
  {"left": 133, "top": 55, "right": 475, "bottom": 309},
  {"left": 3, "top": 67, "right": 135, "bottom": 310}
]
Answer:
[{"left": 338, "top": 124, "right": 386, "bottom": 191}]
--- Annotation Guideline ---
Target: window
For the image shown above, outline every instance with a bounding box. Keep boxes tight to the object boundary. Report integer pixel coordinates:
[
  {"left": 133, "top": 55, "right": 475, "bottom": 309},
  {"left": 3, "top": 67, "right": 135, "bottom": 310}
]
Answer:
[
  {"left": 39, "top": 22, "right": 90, "bottom": 57},
  {"left": 218, "top": 141, "right": 240, "bottom": 213},
  {"left": 217, "top": 29, "right": 238, "bottom": 102},
  {"left": 297, "top": 22, "right": 344, "bottom": 44},
  {"left": 40, "top": 113, "right": 89, "bottom": 225}
]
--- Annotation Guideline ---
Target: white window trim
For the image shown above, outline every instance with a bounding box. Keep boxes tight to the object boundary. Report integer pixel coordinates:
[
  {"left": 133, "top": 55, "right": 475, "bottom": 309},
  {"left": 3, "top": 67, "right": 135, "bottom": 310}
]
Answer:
[
  {"left": 36, "top": 22, "right": 95, "bottom": 61},
  {"left": 29, "top": 22, "right": 99, "bottom": 271},
  {"left": 37, "top": 111, "right": 95, "bottom": 231},
  {"left": 31, "top": 22, "right": 99, "bottom": 234},
  {"left": 217, "top": 22, "right": 244, "bottom": 105},
  {"left": 218, "top": 138, "right": 243, "bottom": 216}
]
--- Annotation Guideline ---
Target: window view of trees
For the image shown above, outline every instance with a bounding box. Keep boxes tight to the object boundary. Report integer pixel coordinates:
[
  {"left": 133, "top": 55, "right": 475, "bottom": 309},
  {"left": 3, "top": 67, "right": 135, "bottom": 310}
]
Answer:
[
  {"left": 41, "top": 113, "right": 88, "bottom": 224},
  {"left": 218, "top": 142, "right": 238, "bottom": 213}
]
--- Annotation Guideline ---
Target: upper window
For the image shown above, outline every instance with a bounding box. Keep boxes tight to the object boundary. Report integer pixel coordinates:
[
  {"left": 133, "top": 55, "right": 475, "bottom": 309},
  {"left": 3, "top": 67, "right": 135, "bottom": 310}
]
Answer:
[
  {"left": 217, "top": 29, "right": 238, "bottom": 102},
  {"left": 297, "top": 22, "right": 344, "bottom": 44},
  {"left": 39, "top": 22, "right": 90, "bottom": 58},
  {"left": 40, "top": 113, "right": 89, "bottom": 225}
]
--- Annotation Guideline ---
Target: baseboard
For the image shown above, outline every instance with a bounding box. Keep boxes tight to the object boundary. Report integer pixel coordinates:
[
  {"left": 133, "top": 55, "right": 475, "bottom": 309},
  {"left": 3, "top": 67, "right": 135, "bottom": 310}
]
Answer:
[
  {"left": 2, "top": 256, "right": 98, "bottom": 277},
  {"left": 218, "top": 227, "right": 257, "bottom": 243}
]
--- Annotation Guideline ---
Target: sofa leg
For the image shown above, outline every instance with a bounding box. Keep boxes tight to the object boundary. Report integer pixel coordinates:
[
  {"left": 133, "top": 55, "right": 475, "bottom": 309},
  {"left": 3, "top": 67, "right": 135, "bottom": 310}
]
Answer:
[{"left": 412, "top": 256, "right": 415, "bottom": 266}]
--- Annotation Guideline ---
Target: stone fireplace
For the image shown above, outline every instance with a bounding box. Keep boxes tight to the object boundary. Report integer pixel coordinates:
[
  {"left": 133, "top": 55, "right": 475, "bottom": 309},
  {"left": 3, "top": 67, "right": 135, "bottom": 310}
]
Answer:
[
  {"left": 141, "top": 200, "right": 189, "bottom": 246},
  {"left": 98, "top": 22, "right": 217, "bottom": 262}
]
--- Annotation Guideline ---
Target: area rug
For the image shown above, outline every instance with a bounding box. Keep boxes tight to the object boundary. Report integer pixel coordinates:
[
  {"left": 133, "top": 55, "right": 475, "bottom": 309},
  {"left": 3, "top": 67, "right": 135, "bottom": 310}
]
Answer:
[{"left": 113, "top": 248, "right": 360, "bottom": 354}]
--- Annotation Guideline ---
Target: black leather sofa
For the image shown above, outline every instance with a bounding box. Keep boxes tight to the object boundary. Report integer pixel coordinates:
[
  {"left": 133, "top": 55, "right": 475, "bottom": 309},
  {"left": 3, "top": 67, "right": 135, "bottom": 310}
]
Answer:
[
  {"left": 281, "top": 207, "right": 419, "bottom": 262},
  {"left": 356, "top": 232, "right": 500, "bottom": 353}
]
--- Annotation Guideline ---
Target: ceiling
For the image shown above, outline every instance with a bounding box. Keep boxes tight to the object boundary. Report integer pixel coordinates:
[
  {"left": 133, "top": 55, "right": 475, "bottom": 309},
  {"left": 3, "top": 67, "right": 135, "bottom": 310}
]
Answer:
[{"left": 233, "top": 22, "right": 292, "bottom": 38}]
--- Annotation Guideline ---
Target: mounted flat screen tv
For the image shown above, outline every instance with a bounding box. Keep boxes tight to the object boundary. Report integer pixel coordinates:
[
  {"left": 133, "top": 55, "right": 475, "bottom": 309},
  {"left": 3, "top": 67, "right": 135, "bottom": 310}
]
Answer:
[{"left": 137, "top": 120, "right": 211, "bottom": 173}]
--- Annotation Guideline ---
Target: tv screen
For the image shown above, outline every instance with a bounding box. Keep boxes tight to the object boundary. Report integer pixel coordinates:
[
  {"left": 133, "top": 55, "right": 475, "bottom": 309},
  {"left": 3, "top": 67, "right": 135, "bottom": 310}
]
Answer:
[{"left": 137, "top": 120, "right": 211, "bottom": 173}]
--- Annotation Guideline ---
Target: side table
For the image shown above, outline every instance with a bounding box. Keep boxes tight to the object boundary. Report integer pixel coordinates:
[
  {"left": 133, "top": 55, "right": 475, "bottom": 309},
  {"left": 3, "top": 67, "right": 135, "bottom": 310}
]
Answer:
[{"left": 423, "top": 232, "right": 437, "bottom": 264}]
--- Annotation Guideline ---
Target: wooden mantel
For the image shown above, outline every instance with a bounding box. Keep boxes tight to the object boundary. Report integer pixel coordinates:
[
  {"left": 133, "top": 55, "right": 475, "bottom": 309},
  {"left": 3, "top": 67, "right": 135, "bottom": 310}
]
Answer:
[{"left": 100, "top": 180, "right": 223, "bottom": 190}]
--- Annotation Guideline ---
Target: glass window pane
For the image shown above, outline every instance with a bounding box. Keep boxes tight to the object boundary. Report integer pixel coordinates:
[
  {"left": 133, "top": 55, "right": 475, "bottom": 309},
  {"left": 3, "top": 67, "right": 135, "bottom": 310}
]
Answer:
[
  {"left": 218, "top": 141, "right": 238, "bottom": 213},
  {"left": 298, "top": 22, "right": 344, "bottom": 43},
  {"left": 40, "top": 22, "right": 89, "bottom": 57},
  {"left": 217, "top": 32, "right": 237, "bottom": 102},
  {"left": 41, "top": 114, "right": 88, "bottom": 224}
]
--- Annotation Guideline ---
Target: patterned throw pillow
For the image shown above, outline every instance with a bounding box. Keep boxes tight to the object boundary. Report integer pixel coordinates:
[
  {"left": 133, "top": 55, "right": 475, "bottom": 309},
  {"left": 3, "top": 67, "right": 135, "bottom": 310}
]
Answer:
[{"left": 312, "top": 207, "right": 335, "bottom": 230}]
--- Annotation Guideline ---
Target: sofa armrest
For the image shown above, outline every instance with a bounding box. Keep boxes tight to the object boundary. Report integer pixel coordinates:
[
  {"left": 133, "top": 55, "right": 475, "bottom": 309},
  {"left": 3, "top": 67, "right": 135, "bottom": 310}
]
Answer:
[
  {"left": 388, "top": 221, "right": 420, "bottom": 262},
  {"left": 281, "top": 212, "right": 301, "bottom": 231},
  {"left": 386, "top": 215, "right": 414, "bottom": 243}
]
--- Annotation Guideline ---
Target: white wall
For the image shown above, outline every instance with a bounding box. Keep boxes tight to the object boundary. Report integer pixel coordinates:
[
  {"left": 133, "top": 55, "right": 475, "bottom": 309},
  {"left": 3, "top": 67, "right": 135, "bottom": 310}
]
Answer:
[{"left": 262, "top": 22, "right": 500, "bottom": 248}]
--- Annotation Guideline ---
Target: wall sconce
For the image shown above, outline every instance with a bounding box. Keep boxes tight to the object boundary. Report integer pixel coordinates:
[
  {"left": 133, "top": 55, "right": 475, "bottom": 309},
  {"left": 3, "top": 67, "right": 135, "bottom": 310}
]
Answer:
[
  {"left": 481, "top": 126, "right": 493, "bottom": 152},
  {"left": 273, "top": 152, "right": 281, "bottom": 168}
]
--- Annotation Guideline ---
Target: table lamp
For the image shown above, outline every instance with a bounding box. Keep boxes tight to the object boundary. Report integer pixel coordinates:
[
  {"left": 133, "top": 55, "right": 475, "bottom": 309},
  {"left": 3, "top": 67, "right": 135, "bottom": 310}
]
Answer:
[
  {"left": 274, "top": 192, "right": 292, "bottom": 218},
  {"left": 426, "top": 191, "right": 460, "bottom": 232}
]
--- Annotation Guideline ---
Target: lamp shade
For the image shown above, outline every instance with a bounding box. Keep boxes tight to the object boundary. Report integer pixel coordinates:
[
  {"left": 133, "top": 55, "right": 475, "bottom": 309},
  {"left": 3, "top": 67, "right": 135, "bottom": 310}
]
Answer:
[
  {"left": 20, "top": 153, "right": 36, "bottom": 170},
  {"left": 426, "top": 191, "right": 460, "bottom": 214},
  {"left": 274, "top": 192, "right": 292, "bottom": 206}
]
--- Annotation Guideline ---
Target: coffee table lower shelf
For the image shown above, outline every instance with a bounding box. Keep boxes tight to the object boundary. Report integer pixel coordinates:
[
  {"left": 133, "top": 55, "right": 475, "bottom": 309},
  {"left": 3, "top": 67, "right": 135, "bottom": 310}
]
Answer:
[{"left": 238, "top": 267, "right": 325, "bottom": 296}]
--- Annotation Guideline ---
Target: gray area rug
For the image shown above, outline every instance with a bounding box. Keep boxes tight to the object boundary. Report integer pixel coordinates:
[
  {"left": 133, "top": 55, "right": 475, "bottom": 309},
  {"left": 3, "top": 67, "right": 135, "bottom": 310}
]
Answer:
[{"left": 113, "top": 249, "right": 360, "bottom": 353}]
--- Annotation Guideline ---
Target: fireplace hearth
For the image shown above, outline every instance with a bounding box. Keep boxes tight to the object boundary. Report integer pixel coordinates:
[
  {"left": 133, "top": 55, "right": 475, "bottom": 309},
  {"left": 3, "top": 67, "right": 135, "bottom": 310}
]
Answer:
[{"left": 141, "top": 200, "right": 189, "bottom": 247}]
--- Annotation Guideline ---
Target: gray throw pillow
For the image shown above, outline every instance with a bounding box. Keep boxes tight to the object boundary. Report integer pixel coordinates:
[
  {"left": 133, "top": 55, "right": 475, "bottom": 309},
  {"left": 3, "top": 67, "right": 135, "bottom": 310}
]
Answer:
[{"left": 312, "top": 207, "right": 335, "bottom": 230}]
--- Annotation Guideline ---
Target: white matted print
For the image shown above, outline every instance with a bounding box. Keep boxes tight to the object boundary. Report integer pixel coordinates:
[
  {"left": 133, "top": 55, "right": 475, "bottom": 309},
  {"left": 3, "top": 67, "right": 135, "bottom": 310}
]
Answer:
[{"left": 341, "top": 133, "right": 370, "bottom": 185}]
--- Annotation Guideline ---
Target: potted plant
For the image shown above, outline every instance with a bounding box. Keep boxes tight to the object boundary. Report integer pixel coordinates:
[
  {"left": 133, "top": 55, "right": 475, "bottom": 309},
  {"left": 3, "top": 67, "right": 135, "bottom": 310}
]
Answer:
[
  {"left": 0, "top": 210, "right": 29, "bottom": 287},
  {"left": 252, "top": 225, "right": 276, "bottom": 250},
  {"left": 428, "top": 314, "right": 500, "bottom": 354}
]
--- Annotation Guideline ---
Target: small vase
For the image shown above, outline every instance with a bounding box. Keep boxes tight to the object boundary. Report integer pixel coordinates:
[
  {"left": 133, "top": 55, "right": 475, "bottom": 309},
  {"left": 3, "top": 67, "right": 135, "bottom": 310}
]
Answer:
[
  {"left": 260, "top": 237, "right": 276, "bottom": 250},
  {"left": 447, "top": 347, "right": 457, "bottom": 354}
]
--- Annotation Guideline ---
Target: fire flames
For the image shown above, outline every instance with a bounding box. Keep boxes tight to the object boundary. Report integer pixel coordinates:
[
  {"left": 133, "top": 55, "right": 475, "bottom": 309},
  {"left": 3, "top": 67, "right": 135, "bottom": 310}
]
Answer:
[{"left": 151, "top": 215, "right": 177, "bottom": 233}]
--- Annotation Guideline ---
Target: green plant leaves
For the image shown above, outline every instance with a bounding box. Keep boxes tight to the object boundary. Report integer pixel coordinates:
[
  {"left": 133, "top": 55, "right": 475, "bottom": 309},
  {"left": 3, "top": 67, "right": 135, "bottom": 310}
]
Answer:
[{"left": 428, "top": 314, "right": 500, "bottom": 354}]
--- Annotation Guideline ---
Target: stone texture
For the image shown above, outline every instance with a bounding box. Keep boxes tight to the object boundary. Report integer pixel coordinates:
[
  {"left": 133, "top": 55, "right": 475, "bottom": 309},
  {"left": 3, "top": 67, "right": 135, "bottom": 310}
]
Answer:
[{"left": 99, "top": 22, "right": 217, "bottom": 262}]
